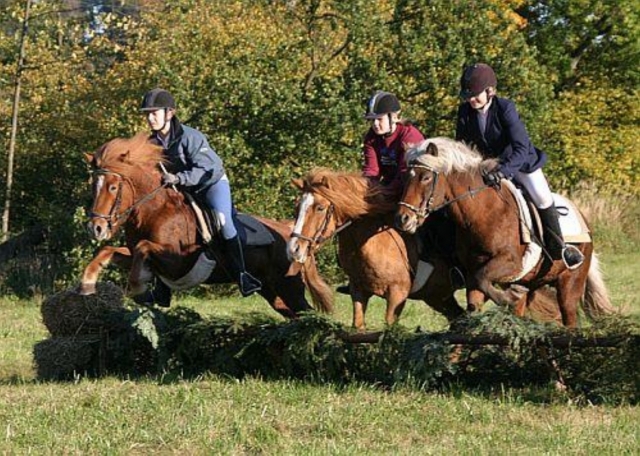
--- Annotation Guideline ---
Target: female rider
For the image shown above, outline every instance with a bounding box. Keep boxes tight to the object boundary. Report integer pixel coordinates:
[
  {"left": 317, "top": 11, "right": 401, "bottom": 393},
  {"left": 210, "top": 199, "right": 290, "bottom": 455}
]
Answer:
[{"left": 456, "top": 63, "right": 584, "bottom": 269}]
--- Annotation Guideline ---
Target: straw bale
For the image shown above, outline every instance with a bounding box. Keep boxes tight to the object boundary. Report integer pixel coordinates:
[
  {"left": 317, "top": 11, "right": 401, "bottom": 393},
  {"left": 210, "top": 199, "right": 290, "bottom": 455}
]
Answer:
[
  {"left": 41, "top": 282, "right": 126, "bottom": 337},
  {"left": 33, "top": 335, "right": 100, "bottom": 380}
]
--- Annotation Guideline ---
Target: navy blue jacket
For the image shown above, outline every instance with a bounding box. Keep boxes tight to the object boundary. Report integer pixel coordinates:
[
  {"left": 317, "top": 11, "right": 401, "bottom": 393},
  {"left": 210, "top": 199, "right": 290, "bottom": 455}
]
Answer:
[
  {"left": 455, "top": 97, "right": 546, "bottom": 179},
  {"left": 152, "top": 117, "right": 224, "bottom": 192}
]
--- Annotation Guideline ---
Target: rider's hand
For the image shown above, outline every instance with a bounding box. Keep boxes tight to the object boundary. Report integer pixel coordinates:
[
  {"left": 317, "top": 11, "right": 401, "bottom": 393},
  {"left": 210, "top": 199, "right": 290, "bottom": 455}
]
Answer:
[
  {"left": 482, "top": 169, "right": 505, "bottom": 188},
  {"left": 162, "top": 173, "right": 180, "bottom": 186}
]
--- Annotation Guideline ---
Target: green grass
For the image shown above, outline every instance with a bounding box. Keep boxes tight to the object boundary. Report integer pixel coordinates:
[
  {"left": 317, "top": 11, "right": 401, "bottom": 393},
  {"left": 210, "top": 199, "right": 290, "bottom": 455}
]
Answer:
[{"left": 0, "top": 253, "right": 638, "bottom": 453}]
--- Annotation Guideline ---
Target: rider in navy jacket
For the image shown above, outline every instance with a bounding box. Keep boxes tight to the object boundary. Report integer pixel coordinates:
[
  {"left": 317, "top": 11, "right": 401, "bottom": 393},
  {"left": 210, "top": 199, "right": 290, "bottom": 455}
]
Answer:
[
  {"left": 455, "top": 64, "right": 584, "bottom": 270},
  {"left": 455, "top": 96, "right": 547, "bottom": 180}
]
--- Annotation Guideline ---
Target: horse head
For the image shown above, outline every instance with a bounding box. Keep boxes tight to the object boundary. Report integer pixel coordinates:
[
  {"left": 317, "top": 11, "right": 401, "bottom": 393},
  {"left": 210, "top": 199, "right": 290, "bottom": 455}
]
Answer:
[
  {"left": 287, "top": 176, "right": 339, "bottom": 264},
  {"left": 85, "top": 133, "right": 165, "bottom": 241},
  {"left": 395, "top": 137, "right": 485, "bottom": 234},
  {"left": 395, "top": 141, "right": 447, "bottom": 233}
]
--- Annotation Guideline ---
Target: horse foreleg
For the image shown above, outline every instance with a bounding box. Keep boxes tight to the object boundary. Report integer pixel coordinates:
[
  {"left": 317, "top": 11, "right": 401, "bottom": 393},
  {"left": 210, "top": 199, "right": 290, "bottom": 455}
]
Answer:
[
  {"left": 384, "top": 287, "right": 409, "bottom": 327},
  {"left": 351, "top": 290, "right": 372, "bottom": 332},
  {"left": 79, "top": 246, "right": 132, "bottom": 295},
  {"left": 128, "top": 240, "right": 177, "bottom": 297}
]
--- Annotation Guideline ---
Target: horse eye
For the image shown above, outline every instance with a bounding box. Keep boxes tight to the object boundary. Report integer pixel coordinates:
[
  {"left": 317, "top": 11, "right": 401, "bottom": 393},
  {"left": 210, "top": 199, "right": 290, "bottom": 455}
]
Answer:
[
  {"left": 420, "top": 173, "right": 432, "bottom": 183},
  {"left": 108, "top": 184, "right": 118, "bottom": 193},
  {"left": 316, "top": 204, "right": 326, "bottom": 212}
]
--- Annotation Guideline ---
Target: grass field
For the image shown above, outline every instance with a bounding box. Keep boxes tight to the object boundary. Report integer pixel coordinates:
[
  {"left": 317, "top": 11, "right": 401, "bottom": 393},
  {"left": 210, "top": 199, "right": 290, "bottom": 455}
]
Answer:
[{"left": 0, "top": 253, "right": 638, "bottom": 454}]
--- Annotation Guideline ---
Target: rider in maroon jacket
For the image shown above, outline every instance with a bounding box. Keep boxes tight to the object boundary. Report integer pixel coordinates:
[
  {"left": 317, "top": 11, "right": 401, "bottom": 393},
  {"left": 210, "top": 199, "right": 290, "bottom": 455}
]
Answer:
[{"left": 361, "top": 91, "right": 425, "bottom": 195}]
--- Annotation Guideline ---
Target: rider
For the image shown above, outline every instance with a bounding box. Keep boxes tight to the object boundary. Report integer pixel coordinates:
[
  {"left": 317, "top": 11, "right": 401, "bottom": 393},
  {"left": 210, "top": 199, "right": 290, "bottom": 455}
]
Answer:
[
  {"left": 140, "top": 88, "right": 262, "bottom": 298},
  {"left": 362, "top": 90, "right": 425, "bottom": 195},
  {"left": 456, "top": 63, "right": 584, "bottom": 269}
]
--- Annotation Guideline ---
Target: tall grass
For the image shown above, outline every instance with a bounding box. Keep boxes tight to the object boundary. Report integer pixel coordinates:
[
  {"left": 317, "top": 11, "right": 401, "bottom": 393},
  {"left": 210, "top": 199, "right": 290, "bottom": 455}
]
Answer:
[{"left": 569, "top": 184, "right": 640, "bottom": 254}]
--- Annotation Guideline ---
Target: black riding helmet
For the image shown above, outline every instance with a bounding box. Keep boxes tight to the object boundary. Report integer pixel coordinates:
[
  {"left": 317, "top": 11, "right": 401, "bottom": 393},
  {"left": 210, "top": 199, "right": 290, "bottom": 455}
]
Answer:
[
  {"left": 364, "top": 91, "right": 401, "bottom": 119},
  {"left": 140, "top": 88, "right": 176, "bottom": 111},
  {"left": 459, "top": 63, "right": 497, "bottom": 99}
]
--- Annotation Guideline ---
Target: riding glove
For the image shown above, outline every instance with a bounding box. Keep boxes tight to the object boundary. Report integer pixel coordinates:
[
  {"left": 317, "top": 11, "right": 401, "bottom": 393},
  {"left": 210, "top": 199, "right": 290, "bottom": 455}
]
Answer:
[
  {"left": 482, "top": 169, "right": 505, "bottom": 188},
  {"left": 162, "top": 173, "right": 180, "bottom": 186}
]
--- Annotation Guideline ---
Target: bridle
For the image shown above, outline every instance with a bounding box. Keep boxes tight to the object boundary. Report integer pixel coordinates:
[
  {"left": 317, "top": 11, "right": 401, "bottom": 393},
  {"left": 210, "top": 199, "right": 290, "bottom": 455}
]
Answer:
[
  {"left": 291, "top": 201, "right": 352, "bottom": 248},
  {"left": 398, "top": 163, "right": 491, "bottom": 219},
  {"left": 88, "top": 168, "right": 165, "bottom": 232},
  {"left": 397, "top": 163, "right": 441, "bottom": 219}
]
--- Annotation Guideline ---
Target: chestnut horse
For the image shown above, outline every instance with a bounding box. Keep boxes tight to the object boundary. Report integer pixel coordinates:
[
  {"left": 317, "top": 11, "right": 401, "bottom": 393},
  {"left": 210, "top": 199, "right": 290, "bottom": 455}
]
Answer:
[
  {"left": 395, "top": 138, "right": 614, "bottom": 327},
  {"left": 288, "top": 168, "right": 468, "bottom": 331},
  {"left": 80, "top": 133, "right": 333, "bottom": 319}
]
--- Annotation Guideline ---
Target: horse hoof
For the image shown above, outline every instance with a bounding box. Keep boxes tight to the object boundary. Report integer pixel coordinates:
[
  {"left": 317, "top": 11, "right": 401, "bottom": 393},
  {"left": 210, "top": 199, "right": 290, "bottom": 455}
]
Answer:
[{"left": 78, "top": 283, "right": 96, "bottom": 295}]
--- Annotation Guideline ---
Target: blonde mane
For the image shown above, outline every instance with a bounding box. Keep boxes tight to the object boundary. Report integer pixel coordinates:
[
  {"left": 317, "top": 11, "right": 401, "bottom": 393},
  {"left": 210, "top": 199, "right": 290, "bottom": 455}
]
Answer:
[
  {"left": 302, "top": 168, "right": 398, "bottom": 220},
  {"left": 94, "top": 133, "right": 164, "bottom": 177},
  {"left": 406, "top": 137, "right": 487, "bottom": 174}
]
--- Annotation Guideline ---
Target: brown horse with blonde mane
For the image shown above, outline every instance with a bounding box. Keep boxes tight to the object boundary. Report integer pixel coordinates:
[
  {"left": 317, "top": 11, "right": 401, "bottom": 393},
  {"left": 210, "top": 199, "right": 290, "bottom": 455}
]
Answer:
[
  {"left": 395, "top": 137, "right": 614, "bottom": 327},
  {"left": 80, "top": 133, "right": 333, "bottom": 318}
]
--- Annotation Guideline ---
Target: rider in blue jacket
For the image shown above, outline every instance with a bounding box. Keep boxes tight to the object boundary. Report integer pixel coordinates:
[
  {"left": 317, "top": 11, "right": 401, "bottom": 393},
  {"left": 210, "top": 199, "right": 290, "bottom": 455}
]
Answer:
[
  {"left": 140, "top": 88, "right": 262, "bottom": 298},
  {"left": 456, "top": 64, "right": 584, "bottom": 269}
]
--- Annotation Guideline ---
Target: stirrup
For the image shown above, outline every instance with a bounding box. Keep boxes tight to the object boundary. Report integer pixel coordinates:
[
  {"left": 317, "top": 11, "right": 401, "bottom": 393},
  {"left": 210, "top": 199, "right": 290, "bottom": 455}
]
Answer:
[
  {"left": 239, "top": 272, "right": 262, "bottom": 297},
  {"left": 562, "top": 245, "right": 584, "bottom": 270}
]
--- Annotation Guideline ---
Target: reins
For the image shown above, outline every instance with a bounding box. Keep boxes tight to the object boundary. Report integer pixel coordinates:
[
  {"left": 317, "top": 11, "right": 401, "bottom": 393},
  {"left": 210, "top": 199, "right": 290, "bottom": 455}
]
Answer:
[
  {"left": 291, "top": 202, "right": 354, "bottom": 250},
  {"left": 88, "top": 168, "right": 166, "bottom": 230},
  {"left": 399, "top": 162, "right": 492, "bottom": 218}
]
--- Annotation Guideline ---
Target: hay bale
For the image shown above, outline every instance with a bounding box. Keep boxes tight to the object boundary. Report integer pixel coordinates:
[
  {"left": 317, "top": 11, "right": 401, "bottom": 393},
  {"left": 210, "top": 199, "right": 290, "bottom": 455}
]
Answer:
[
  {"left": 33, "top": 336, "right": 101, "bottom": 380},
  {"left": 41, "top": 282, "right": 126, "bottom": 337}
]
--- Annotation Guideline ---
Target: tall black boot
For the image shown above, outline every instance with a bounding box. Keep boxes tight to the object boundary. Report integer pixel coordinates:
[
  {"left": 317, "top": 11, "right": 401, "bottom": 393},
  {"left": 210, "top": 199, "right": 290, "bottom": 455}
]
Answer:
[
  {"left": 538, "top": 204, "right": 584, "bottom": 269},
  {"left": 224, "top": 235, "right": 262, "bottom": 297}
]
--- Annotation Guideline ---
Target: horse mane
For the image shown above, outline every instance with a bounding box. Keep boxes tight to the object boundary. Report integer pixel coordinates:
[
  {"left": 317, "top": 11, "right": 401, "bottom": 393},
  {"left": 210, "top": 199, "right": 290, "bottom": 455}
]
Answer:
[
  {"left": 93, "top": 132, "right": 165, "bottom": 177},
  {"left": 301, "top": 168, "right": 398, "bottom": 219},
  {"left": 406, "top": 137, "right": 493, "bottom": 174}
]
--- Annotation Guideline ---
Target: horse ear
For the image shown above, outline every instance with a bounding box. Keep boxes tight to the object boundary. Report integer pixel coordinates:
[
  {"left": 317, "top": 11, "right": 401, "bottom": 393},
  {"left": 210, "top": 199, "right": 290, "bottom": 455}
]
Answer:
[
  {"left": 84, "top": 153, "right": 94, "bottom": 164},
  {"left": 119, "top": 151, "right": 131, "bottom": 163},
  {"left": 426, "top": 142, "right": 439, "bottom": 157},
  {"left": 291, "top": 178, "right": 304, "bottom": 190}
]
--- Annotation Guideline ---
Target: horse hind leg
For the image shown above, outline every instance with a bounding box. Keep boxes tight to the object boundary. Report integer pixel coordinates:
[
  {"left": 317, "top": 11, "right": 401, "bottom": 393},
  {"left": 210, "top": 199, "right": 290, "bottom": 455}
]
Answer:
[{"left": 556, "top": 271, "right": 585, "bottom": 327}]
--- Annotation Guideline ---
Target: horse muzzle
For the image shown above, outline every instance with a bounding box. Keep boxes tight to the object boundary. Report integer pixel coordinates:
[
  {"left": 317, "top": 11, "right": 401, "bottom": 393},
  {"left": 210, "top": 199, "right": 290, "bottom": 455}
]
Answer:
[
  {"left": 286, "top": 237, "right": 309, "bottom": 264},
  {"left": 395, "top": 211, "right": 419, "bottom": 234},
  {"left": 87, "top": 218, "right": 113, "bottom": 241}
]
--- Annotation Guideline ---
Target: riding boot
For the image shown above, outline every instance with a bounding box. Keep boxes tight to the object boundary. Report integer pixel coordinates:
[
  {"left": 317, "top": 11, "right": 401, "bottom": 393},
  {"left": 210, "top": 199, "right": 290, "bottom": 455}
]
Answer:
[
  {"left": 538, "top": 204, "right": 584, "bottom": 269},
  {"left": 224, "top": 235, "right": 262, "bottom": 297}
]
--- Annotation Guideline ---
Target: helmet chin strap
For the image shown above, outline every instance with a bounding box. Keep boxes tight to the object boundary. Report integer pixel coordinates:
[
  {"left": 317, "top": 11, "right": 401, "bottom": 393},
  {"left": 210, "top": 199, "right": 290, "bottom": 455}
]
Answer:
[{"left": 382, "top": 113, "right": 397, "bottom": 137}]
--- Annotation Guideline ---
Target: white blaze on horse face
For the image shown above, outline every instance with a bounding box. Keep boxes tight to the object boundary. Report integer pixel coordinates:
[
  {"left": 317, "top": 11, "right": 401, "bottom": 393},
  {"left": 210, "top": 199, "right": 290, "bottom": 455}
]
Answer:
[
  {"left": 287, "top": 192, "right": 315, "bottom": 263},
  {"left": 95, "top": 174, "right": 105, "bottom": 194}
]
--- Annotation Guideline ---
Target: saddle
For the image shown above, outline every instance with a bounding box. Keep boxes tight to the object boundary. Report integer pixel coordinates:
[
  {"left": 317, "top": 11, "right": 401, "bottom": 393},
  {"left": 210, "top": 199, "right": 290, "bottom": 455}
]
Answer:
[
  {"left": 185, "top": 192, "right": 275, "bottom": 247},
  {"left": 501, "top": 179, "right": 591, "bottom": 281}
]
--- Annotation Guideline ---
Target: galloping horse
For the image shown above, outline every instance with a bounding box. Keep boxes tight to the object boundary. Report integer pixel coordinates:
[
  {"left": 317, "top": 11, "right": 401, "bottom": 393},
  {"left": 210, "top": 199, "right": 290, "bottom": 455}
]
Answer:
[
  {"left": 395, "top": 138, "right": 614, "bottom": 327},
  {"left": 287, "top": 168, "right": 471, "bottom": 330},
  {"left": 80, "top": 133, "right": 333, "bottom": 319}
]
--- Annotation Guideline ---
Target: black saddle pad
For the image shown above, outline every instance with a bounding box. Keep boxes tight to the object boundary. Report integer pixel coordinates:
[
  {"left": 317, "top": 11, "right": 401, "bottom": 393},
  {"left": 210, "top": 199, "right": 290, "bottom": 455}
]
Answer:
[{"left": 233, "top": 213, "right": 275, "bottom": 247}]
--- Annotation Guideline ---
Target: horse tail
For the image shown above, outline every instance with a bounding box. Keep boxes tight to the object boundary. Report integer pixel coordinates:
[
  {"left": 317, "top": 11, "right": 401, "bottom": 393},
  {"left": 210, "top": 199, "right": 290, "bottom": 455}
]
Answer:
[
  {"left": 300, "top": 253, "right": 334, "bottom": 314},
  {"left": 582, "top": 252, "right": 615, "bottom": 320}
]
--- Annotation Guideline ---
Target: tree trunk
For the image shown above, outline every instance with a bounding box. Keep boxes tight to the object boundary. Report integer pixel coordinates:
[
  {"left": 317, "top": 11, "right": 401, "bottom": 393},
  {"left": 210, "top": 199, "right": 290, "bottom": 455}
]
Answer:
[{"left": 2, "top": 0, "right": 32, "bottom": 242}]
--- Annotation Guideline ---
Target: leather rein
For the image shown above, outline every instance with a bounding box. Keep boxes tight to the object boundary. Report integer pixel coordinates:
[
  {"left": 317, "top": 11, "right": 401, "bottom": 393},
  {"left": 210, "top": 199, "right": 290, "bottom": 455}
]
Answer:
[
  {"left": 397, "top": 163, "right": 491, "bottom": 219},
  {"left": 88, "top": 168, "right": 165, "bottom": 231}
]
